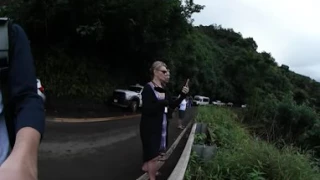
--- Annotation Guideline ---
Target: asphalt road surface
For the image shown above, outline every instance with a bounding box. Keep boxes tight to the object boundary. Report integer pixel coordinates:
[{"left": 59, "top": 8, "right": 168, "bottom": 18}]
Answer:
[{"left": 38, "top": 108, "right": 196, "bottom": 180}]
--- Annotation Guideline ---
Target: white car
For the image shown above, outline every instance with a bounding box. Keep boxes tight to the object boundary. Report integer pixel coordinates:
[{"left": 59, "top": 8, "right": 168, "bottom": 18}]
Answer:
[
  {"left": 37, "top": 78, "right": 46, "bottom": 102},
  {"left": 193, "top": 95, "right": 210, "bottom": 106},
  {"left": 112, "top": 84, "right": 143, "bottom": 112},
  {"left": 212, "top": 100, "right": 226, "bottom": 106}
]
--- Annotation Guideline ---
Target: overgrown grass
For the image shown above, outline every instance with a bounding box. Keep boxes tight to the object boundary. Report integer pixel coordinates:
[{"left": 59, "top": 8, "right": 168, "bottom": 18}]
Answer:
[{"left": 185, "top": 106, "right": 320, "bottom": 180}]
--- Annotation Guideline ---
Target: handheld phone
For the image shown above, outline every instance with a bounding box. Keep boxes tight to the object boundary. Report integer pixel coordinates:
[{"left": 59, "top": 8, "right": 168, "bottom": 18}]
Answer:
[{"left": 185, "top": 79, "right": 189, "bottom": 87}]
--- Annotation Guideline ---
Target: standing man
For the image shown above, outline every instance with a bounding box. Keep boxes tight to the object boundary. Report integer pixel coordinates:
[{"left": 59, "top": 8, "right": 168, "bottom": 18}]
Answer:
[
  {"left": 177, "top": 98, "right": 187, "bottom": 129},
  {"left": 188, "top": 96, "right": 193, "bottom": 108},
  {"left": 0, "top": 19, "right": 45, "bottom": 180}
]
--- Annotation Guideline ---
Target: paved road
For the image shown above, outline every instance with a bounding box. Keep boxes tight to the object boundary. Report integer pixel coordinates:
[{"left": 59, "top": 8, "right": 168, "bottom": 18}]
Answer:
[{"left": 38, "top": 108, "right": 196, "bottom": 180}]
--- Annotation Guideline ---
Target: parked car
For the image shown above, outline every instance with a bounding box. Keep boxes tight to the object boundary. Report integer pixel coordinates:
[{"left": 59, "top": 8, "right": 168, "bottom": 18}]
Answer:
[
  {"left": 112, "top": 84, "right": 143, "bottom": 112},
  {"left": 193, "top": 95, "right": 210, "bottom": 106},
  {"left": 37, "top": 78, "right": 46, "bottom": 102},
  {"left": 212, "top": 100, "right": 226, "bottom": 106}
]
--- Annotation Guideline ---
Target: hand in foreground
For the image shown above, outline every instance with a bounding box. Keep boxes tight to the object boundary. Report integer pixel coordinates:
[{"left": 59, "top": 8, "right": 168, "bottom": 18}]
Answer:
[
  {"left": 0, "top": 158, "right": 37, "bottom": 180},
  {"left": 0, "top": 127, "right": 40, "bottom": 180}
]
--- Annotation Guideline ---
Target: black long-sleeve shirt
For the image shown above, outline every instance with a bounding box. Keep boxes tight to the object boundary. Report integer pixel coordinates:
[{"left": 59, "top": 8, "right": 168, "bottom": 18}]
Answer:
[{"left": 4, "top": 23, "right": 45, "bottom": 147}]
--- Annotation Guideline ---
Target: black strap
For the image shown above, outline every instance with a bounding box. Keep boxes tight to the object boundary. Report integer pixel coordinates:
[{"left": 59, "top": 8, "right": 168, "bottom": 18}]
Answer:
[
  {"left": 1, "top": 18, "right": 15, "bottom": 148},
  {"left": 0, "top": 18, "right": 10, "bottom": 71}
]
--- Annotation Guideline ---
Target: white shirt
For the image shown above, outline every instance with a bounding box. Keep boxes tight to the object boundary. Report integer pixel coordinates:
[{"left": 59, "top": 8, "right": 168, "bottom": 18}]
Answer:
[
  {"left": 0, "top": 91, "right": 10, "bottom": 165},
  {"left": 179, "top": 99, "right": 187, "bottom": 111}
]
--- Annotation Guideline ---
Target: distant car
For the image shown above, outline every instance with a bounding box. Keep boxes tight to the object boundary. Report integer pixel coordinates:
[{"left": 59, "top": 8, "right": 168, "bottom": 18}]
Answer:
[
  {"left": 37, "top": 78, "right": 46, "bottom": 102},
  {"left": 212, "top": 100, "right": 226, "bottom": 106},
  {"left": 227, "top": 102, "right": 233, "bottom": 107},
  {"left": 193, "top": 95, "right": 210, "bottom": 106}
]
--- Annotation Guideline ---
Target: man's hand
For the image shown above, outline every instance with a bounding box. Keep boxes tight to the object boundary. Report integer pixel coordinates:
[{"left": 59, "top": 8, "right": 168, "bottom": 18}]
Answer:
[
  {"left": 0, "top": 127, "right": 40, "bottom": 180},
  {"left": 0, "top": 158, "right": 37, "bottom": 180}
]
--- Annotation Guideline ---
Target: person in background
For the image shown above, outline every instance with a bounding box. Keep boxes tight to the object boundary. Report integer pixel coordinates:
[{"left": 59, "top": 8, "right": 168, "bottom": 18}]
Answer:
[
  {"left": 163, "top": 69, "right": 170, "bottom": 84},
  {"left": 188, "top": 96, "right": 193, "bottom": 108},
  {"left": 177, "top": 98, "right": 187, "bottom": 129},
  {"left": 0, "top": 23, "right": 45, "bottom": 180},
  {"left": 140, "top": 61, "right": 189, "bottom": 180}
]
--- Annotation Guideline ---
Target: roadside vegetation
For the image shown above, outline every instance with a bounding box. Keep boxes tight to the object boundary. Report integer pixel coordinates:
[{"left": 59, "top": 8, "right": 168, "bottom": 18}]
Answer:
[{"left": 185, "top": 107, "right": 320, "bottom": 180}]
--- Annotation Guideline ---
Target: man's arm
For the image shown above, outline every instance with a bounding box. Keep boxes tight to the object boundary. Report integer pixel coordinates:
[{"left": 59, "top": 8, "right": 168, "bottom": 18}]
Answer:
[
  {"left": 1, "top": 24, "right": 45, "bottom": 178},
  {"left": 0, "top": 128, "right": 40, "bottom": 179}
]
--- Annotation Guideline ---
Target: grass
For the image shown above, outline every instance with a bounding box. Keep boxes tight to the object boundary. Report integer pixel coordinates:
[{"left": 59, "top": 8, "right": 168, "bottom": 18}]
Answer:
[{"left": 185, "top": 106, "right": 320, "bottom": 180}]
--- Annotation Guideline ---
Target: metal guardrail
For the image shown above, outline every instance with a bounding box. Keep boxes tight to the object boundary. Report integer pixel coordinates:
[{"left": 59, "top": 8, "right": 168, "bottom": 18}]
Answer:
[{"left": 168, "top": 123, "right": 197, "bottom": 180}]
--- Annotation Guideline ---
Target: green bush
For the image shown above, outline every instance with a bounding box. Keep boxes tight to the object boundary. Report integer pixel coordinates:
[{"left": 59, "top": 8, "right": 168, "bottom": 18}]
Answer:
[
  {"left": 185, "top": 107, "right": 320, "bottom": 180},
  {"left": 244, "top": 94, "right": 320, "bottom": 151}
]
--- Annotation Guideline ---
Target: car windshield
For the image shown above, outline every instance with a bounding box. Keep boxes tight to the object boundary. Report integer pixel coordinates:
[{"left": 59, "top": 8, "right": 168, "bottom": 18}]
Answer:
[
  {"left": 194, "top": 97, "right": 201, "bottom": 101},
  {"left": 128, "top": 86, "right": 142, "bottom": 93}
]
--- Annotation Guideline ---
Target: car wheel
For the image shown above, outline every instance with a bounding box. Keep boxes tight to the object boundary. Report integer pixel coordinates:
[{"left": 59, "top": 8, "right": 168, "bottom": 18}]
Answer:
[{"left": 130, "top": 101, "right": 138, "bottom": 113}]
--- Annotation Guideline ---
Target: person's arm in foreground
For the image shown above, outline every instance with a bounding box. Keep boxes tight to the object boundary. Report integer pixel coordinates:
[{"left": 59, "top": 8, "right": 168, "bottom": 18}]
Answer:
[
  {"left": 0, "top": 24, "right": 45, "bottom": 180},
  {"left": 0, "top": 128, "right": 40, "bottom": 180}
]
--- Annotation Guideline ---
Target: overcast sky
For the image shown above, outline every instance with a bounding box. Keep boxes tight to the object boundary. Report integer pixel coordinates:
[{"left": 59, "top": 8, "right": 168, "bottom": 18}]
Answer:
[{"left": 192, "top": 0, "right": 320, "bottom": 81}]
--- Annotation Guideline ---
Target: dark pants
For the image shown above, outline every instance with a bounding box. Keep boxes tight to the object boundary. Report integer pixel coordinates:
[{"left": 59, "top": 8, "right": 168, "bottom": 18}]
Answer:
[{"left": 178, "top": 110, "right": 185, "bottom": 119}]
